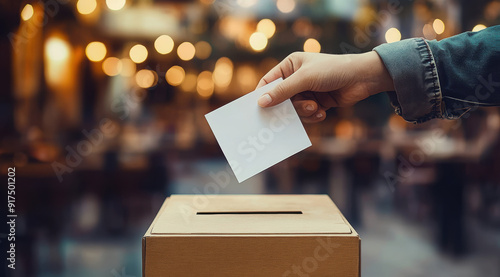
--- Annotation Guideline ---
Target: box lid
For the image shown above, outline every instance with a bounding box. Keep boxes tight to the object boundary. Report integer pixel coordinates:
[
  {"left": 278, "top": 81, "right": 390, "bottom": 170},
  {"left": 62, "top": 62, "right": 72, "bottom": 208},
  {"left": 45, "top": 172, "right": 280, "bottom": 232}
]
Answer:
[{"left": 151, "top": 195, "right": 352, "bottom": 235}]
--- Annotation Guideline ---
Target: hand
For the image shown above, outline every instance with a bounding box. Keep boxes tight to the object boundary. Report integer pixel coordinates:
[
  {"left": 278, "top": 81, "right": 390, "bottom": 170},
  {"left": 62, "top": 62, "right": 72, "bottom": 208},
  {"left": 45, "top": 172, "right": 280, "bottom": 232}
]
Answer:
[{"left": 256, "top": 51, "right": 394, "bottom": 123}]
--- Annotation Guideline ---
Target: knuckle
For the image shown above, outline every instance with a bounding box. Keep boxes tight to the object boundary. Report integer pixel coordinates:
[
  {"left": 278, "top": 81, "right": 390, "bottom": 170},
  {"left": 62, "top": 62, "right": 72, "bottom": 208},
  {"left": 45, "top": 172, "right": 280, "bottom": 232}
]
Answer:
[{"left": 287, "top": 52, "right": 302, "bottom": 64}]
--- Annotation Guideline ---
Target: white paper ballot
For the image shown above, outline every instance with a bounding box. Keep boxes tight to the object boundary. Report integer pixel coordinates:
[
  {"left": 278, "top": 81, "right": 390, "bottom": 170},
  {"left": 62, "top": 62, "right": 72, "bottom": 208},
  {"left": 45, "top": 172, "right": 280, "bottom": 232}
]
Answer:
[{"left": 205, "top": 78, "right": 312, "bottom": 183}]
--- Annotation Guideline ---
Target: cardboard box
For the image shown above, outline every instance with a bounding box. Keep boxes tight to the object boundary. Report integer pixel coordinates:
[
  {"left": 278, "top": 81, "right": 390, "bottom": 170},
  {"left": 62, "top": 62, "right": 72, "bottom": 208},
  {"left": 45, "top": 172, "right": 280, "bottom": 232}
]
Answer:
[{"left": 143, "top": 195, "right": 360, "bottom": 277}]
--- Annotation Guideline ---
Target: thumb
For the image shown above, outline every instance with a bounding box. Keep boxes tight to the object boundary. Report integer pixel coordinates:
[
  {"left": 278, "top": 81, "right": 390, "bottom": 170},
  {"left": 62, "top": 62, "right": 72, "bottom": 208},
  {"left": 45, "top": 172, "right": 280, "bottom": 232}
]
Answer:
[{"left": 257, "top": 71, "right": 309, "bottom": 107}]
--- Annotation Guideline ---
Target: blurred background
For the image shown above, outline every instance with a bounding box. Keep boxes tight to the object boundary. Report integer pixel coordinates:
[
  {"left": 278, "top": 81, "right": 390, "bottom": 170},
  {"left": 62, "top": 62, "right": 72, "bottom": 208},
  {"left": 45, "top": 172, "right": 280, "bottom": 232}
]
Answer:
[{"left": 1, "top": 0, "right": 500, "bottom": 276}]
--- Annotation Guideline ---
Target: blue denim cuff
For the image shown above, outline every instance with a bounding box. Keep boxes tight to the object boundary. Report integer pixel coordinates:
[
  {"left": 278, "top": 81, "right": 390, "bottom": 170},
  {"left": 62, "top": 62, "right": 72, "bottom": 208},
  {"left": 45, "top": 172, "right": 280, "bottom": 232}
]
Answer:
[{"left": 374, "top": 38, "right": 443, "bottom": 123}]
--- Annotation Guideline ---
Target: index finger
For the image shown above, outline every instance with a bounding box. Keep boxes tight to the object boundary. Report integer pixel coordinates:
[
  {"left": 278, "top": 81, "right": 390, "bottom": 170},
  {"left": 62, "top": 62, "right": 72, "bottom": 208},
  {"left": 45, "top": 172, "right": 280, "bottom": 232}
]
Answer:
[{"left": 255, "top": 53, "right": 302, "bottom": 89}]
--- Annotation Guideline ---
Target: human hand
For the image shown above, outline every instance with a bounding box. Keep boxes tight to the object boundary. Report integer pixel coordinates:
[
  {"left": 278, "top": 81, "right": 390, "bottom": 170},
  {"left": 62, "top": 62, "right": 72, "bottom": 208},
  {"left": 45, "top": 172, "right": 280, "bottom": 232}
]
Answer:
[{"left": 256, "top": 51, "right": 394, "bottom": 123}]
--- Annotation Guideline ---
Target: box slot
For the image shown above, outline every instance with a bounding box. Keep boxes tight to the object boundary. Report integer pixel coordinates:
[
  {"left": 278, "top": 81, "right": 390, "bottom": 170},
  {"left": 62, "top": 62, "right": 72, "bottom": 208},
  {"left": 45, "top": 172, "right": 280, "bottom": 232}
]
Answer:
[{"left": 196, "top": 211, "right": 303, "bottom": 215}]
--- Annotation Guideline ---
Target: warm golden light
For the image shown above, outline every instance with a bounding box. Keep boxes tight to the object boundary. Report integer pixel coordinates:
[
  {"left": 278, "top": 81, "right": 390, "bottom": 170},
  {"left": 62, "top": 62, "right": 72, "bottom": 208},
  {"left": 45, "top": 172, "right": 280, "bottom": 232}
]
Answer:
[
  {"left": 135, "top": 69, "right": 157, "bottom": 88},
  {"left": 218, "top": 16, "right": 247, "bottom": 40},
  {"left": 44, "top": 35, "right": 72, "bottom": 88},
  {"left": 106, "top": 0, "right": 126, "bottom": 11},
  {"left": 236, "top": 65, "right": 258, "bottom": 93},
  {"left": 293, "top": 17, "right": 313, "bottom": 37},
  {"left": 422, "top": 24, "right": 436, "bottom": 39},
  {"left": 200, "top": 0, "right": 215, "bottom": 5},
  {"left": 177, "top": 42, "right": 196, "bottom": 61},
  {"left": 21, "top": 4, "right": 34, "bottom": 21},
  {"left": 85, "top": 41, "right": 106, "bottom": 62},
  {"left": 197, "top": 71, "right": 214, "bottom": 98},
  {"left": 195, "top": 41, "right": 212, "bottom": 60},
  {"left": 129, "top": 44, "right": 148, "bottom": 63},
  {"left": 45, "top": 37, "right": 70, "bottom": 62},
  {"left": 303, "top": 38, "right": 321, "bottom": 53},
  {"left": 120, "top": 58, "right": 136, "bottom": 77},
  {"left": 335, "top": 120, "right": 355, "bottom": 140},
  {"left": 237, "top": 0, "right": 257, "bottom": 8},
  {"left": 433, "top": 19, "right": 445, "bottom": 35},
  {"left": 213, "top": 57, "right": 233, "bottom": 89},
  {"left": 102, "top": 57, "right": 122, "bottom": 76},
  {"left": 277, "top": 0, "right": 295, "bottom": 13},
  {"left": 154, "top": 35, "right": 174, "bottom": 55},
  {"left": 180, "top": 72, "right": 197, "bottom": 93},
  {"left": 77, "top": 0, "right": 97, "bottom": 15},
  {"left": 257, "top": 19, "right": 276, "bottom": 38},
  {"left": 166, "top": 66, "right": 185, "bottom": 86},
  {"left": 385, "top": 28, "right": 401, "bottom": 43},
  {"left": 249, "top": 32, "right": 268, "bottom": 52},
  {"left": 472, "top": 24, "right": 487, "bottom": 32}
]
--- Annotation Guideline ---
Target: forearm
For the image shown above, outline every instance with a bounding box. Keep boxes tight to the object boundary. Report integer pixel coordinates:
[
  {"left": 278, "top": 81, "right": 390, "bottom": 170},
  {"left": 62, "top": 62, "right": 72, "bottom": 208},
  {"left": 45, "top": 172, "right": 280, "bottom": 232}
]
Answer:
[
  {"left": 374, "top": 25, "right": 500, "bottom": 123},
  {"left": 374, "top": 38, "right": 442, "bottom": 123},
  {"left": 428, "top": 25, "right": 500, "bottom": 119}
]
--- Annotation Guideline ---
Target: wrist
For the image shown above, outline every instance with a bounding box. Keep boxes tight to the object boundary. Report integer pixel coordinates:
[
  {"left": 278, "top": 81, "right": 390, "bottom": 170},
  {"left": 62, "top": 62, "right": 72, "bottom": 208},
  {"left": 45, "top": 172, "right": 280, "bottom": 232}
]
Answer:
[{"left": 357, "top": 51, "right": 395, "bottom": 95}]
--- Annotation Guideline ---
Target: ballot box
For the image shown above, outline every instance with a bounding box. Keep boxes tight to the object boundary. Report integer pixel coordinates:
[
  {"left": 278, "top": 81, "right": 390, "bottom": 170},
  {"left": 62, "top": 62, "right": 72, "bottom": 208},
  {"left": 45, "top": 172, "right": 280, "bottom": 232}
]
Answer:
[{"left": 142, "top": 195, "right": 360, "bottom": 277}]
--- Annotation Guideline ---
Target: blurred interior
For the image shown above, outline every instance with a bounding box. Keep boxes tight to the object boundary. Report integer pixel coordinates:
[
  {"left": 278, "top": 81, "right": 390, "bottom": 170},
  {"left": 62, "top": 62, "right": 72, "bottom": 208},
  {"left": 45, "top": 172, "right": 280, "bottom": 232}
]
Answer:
[{"left": 1, "top": 0, "right": 500, "bottom": 276}]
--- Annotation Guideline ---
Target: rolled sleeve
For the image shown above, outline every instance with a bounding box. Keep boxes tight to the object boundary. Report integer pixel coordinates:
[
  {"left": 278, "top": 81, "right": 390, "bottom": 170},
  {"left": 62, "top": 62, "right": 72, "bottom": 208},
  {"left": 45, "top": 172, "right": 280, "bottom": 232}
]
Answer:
[{"left": 374, "top": 38, "right": 443, "bottom": 123}]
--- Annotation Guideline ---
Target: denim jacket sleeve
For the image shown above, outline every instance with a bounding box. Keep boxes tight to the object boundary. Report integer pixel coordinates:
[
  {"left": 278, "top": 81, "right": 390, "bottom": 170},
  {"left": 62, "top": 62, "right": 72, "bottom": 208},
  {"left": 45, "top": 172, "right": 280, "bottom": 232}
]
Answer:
[{"left": 373, "top": 25, "right": 500, "bottom": 123}]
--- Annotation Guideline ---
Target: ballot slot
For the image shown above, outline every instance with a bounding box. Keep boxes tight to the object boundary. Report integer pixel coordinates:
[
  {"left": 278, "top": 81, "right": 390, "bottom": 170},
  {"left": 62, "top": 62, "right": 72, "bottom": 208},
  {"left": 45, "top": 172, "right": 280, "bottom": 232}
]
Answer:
[
  {"left": 151, "top": 195, "right": 353, "bottom": 234},
  {"left": 196, "top": 211, "right": 303, "bottom": 215}
]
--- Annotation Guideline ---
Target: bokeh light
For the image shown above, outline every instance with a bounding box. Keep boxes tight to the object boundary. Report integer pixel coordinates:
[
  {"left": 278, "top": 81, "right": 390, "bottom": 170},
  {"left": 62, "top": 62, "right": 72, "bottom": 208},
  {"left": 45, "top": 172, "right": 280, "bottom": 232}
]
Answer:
[
  {"left": 335, "top": 120, "right": 355, "bottom": 140},
  {"left": 422, "top": 23, "right": 436, "bottom": 39},
  {"left": 135, "top": 69, "right": 157, "bottom": 88},
  {"left": 180, "top": 72, "right": 197, "bottom": 93},
  {"left": 197, "top": 71, "right": 214, "bottom": 98},
  {"left": 44, "top": 35, "right": 72, "bottom": 88},
  {"left": 213, "top": 57, "right": 233, "bottom": 90},
  {"left": 106, "top": 0, "right": 126, "bottom": 11},
  {"left": 199, "top": 0, "right": 215, "bottom": 5},
  {"left": 177, "top": 42, "right": 196, "bottom": 61},
  {"left": 45, "top": 37, "right": 70, "bottom": 62},
  {"left": 102, "top": 57, "right": 122, "bottom": 76},
  {"left": 237, "top": 0, "right": 257, "bottom": 8},
  {"left": 194, "top": 41, "right": 212, "bottom": 60},
  {"left": 77, "top": 0, "right": 97, "bottom": 15},
  {"left": 385, "top": 28, "right": 401, "bottom": 43},
  {"left": 249, "top": 32, "right": 268, "bottom": 52},
  {"left": 303, "top": 38, "right": 321, "bottom": 53},
  {"left": 293, "top": 17, "right": 313, "bottom": 37},
  {"left": 433, "top": 19, "right": 445, "bottom": 35},
  {"left": 120, "top": 58, "right": 136, "bottom": 77},
  {"left": 218, "top": 16, "right": 248, "bottom": 40},
  {"left": 154, "top": 35, "right": 174, "bottom": 55},
  {"left": 257, "top": 19, "right": 276, "bottom": 38},
  {"left": 129, "top": 44, "right": 148, "bottom": 63},
  {"left": 277, "top": 0, "right": 296, "bottom": 13},
  {"left": 166, "top": 66, "right": 185, "bottom": 86},
  {"left": 21, "top": 4, "right": 34, "bottom": 21},
  {"left": 85, "top": 42, "right": 107, "bottom": 62},
  {"left": 236, "top": 65, "right": 258, "bottom": 92},
  {"left": 472, "top": 24, "right": 487, "bottom": 32}
]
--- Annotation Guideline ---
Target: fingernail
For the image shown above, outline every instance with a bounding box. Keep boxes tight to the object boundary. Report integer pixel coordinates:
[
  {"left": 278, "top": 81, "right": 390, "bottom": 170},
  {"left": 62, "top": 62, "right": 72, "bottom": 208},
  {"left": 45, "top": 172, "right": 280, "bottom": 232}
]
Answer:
[
  {"left": 316, "top": 113, "right": 323, "bottom": 118},
  {"left": 306, "top": 104, "right": 314, "bottom": 111},
  {"left": 258, "top": 94, "right": 272, "bottom": 107}
]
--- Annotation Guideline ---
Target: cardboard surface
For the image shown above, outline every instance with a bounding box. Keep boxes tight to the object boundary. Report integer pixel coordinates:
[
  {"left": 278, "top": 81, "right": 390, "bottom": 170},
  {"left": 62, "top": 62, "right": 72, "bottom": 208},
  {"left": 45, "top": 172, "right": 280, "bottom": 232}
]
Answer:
[
  {"left": 143, "top": 195, "right": 360, "bottom": 277},
  {"left": 152, "top": 195, "right": 351, "bottom": 234}
]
